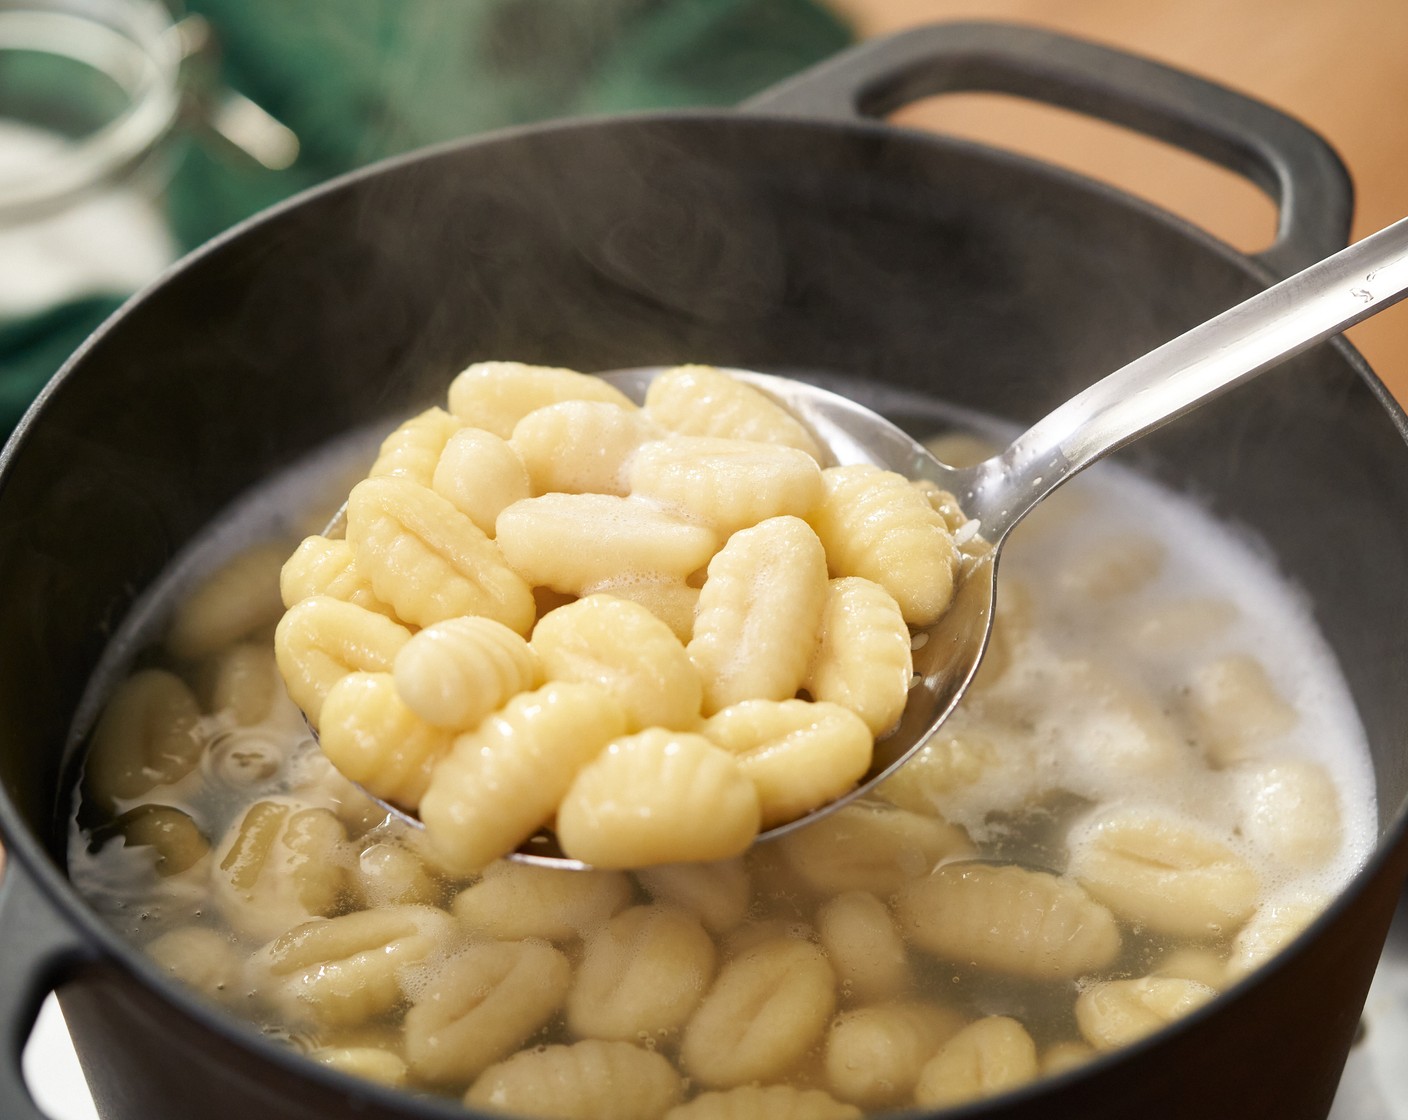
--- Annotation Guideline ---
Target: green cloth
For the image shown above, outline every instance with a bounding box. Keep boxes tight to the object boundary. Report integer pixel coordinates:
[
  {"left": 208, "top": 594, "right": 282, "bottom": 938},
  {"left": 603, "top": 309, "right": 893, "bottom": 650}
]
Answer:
[{"left": 1, "top": 0, "right": 852, "bottom": 436}]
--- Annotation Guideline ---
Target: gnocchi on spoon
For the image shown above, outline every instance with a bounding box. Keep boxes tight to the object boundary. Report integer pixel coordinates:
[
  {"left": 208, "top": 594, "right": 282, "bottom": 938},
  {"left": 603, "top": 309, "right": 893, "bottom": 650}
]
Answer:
[{"left": 279, "top": 215, "right": 1408, "bottom": 871}]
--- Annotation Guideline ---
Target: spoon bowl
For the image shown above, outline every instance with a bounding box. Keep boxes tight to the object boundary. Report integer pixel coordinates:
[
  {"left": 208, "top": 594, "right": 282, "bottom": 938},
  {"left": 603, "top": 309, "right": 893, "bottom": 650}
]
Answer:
[{"left": 333, "top": 215, "right": 1408, "bottom": 868}]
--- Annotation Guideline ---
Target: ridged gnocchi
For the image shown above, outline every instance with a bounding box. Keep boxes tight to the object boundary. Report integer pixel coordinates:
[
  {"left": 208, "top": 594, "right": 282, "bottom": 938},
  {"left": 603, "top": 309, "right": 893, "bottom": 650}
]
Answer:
[
  {"left": 511, "top": 399, "right": 658, "bottom": 496},
  {"left": 643, "top": 364, "right": 822, "bottom": 459},
  {"left": 778, "top": 803, "right": 972, "bottom": 896},
  {"left": 897, "top": 863, "right": 1122, "bottom": 981},
  {"left": 368, "top": 406, "right": 463, "bottom": 488},
  {"left": 497, "top": 492, "right": 719, "bottom": 593},
  {"left": 532, "top": 595, "right": 702, "bottom": 732},
  {"left": 912, "top": 1015, "right": 1039, "bottom": 1109},
  {"left": 251, "top": 904, "right": 457, "bottom": 1028},
  {"left": 392, "top": 615, "right": 542, "bottom": 731},
  {"left": 209, "top": 798, "right": 349, "bottom": 941},
  {"left": 804, "top": 576, "right": 912, "bottom": 736},
  {"left": 680, "top": 937, "right": 836, "bottom": 1088},
  {"left": 72, "top": 359, "right": 1376, "bottom": 1120},
  {"left": 556, "top": 730, "right": 761, "bottom": 868},
  {"left": 465, "top": 1039, "right": 682, "bottom": 1120},
  {"left": 702, "top": 699, "right": 871, "bottom": 829},
  {"left": 567, "top": 904, "right": 717, "bottom": 1041},
  {"left": 419, "top": 681, "right": 628, "bottom": 872},
  {"left": 274, "top": 364, "right": 992, "bottom": 868},
  {"left": 687, "top": 516, "right": 828, "bottom": 715},
  {"left": 279, "top": 535, "right": 395, "bottom": 617},
  {"left": 451, "top": 861, "right": 632, "bottom": 943},
  {"left": 272, "top": 595, "right": 412, "bottom": 727},
  {"left": 448, "top": 361, "right": 636, "bottom": 437},
  {"left": 825, "top": 1001, "right": 964, "bottom": 1108},
  {"left": 317, "top": 672, "right": 451, "bottom": 809},
  {"left": 628, "top": 435, "right": 824, "bottom": 536},
  {"left": 808, "top": 464, "right": 958, "bottom": 627},
  {"left": 431, "top": 426, "right": 531, "bottom": 535},
  {"left": 1068, "top": 807, "right": 1260, "bottom": 939},
  {"left": 346, "top": 477, "right": 536, "bottom": 633},
  {"left": 402, "top": 938, "right": 571, "bottom": 1086},
  {"left": 1074, "top": 976, "right": 1218, "bottom": 1051}
]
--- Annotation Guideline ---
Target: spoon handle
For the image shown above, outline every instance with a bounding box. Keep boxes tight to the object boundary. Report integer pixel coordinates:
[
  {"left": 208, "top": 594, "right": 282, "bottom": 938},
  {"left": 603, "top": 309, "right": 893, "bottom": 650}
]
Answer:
[{"left": 967, "top": 216, "right": 1408, "bottom": 539}]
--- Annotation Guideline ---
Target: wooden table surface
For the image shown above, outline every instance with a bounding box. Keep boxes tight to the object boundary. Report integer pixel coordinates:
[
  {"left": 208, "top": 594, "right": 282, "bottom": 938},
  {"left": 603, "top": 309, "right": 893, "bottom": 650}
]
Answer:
[{"left": 827, "top": 0, "right": 1408, "bottom": 405}]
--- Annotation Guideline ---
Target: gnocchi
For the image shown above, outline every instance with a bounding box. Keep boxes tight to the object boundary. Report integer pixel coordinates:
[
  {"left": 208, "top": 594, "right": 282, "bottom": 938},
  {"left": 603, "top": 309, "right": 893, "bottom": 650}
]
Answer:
[
  {"left": 897, "top": 863, "right": 1122, "bottom": 981},
  {"left": 402, "top": 939, "right": 571, "bottom": 1086},
  {"left": 680, "top": 937, "right": 836, "bottom": 1088},
  {"left": 566, "top": 904, "right": 717, "bottom": 1041},
  {"left": 912, "top": 1016, "right": 1039, "bottom": 1109},
  {"left": 465, "top": 1039, "right": 682, "bottom": 1120},
  {"left": 70, "top": 360, "right": 1377, "bottom": 1119},
  {"left": 270, "top": 364, "right": 975, "bottom": 867}
]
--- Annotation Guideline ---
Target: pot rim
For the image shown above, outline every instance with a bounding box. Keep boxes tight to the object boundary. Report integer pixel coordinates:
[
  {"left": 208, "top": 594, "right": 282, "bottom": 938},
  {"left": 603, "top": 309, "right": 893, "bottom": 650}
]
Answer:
[{"left": 2, "top": 102, "right": 1407, "bottom": 1117}]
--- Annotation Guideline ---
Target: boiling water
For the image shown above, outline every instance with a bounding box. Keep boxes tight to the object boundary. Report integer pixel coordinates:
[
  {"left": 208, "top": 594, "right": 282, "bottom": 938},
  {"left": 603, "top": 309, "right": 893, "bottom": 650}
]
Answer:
[{"left": 63, "top": 385, "right": 1378, "bottom": 1110}]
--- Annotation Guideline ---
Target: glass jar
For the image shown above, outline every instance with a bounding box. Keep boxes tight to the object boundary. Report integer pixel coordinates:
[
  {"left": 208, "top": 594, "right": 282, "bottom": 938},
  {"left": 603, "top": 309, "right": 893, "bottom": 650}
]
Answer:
[{"left": 0, "top": 0, "right": 296, "bottom": 320}]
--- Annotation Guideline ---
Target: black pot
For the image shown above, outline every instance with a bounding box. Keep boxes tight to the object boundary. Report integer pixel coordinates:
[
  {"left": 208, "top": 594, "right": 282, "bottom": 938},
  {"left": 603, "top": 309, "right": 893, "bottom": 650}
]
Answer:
[{"left": 3, "top": 21, "right": 1407, "bottom": 1120}]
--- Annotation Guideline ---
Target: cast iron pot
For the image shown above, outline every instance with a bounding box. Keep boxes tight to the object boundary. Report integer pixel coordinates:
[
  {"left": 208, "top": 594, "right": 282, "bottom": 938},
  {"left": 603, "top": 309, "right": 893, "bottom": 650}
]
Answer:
[{"left": 2, "top": 20, "right": 1407, "bottom": 1120}]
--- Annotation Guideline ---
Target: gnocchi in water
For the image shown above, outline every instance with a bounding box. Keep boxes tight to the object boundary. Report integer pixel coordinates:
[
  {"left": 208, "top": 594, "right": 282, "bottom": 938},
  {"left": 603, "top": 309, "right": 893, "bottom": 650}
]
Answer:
[{"left": 69, "top": 363, "right": 1374, "bottom": 1119}]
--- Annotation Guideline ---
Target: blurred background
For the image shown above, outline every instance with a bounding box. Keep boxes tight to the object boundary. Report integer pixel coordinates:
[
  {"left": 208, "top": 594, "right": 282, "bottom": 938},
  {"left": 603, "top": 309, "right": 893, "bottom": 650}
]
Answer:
[{"left": 2, "top": 0, "right": 1406, "bottom": 439}]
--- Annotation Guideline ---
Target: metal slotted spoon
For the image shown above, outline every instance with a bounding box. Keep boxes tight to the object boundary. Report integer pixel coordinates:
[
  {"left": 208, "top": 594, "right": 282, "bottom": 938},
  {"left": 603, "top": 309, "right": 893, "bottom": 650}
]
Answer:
[{"left": 349, "top": 216, "right": 1408, "bottom": 869}]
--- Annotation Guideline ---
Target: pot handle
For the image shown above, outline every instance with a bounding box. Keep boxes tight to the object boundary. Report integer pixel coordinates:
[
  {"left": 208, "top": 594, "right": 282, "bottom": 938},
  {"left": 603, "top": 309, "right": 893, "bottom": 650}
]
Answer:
[
  {"left": 740, "top": 21, "right": 1351, "bottom": 280},
  {"left": 0, "top": 854, "right": 96, "bottom": 1120}
]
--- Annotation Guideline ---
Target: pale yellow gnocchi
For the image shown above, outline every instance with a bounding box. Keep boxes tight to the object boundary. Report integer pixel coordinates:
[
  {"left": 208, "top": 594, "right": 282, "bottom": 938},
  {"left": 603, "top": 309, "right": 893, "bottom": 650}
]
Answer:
[
  {"left": 532, "top": 595, "right": 702, "bottom": 732},
  {"left": 702, "top": 699, "right": 871, "bottom": 829},
  {"left": 628, "top": 435, "right": 824, "bottom": 537},
  {"left": 84, "top": 668, "right": 204, "bottom": 805},
  {"left": 72, "top": 357, "right": 1375, "bottom": 1120},
  {"left": 804, "top": 576, "right": 913, "bottom": 736},
  {"left": 251, "top": 904, "right": 457, "bottom": 1029},
  {"left": 317, "top": 672, "right": 451, "bottom": 809},
  {"left": 392, "top": 615, "right": 542, "bottom": 731},
  {"left": 497, "top": 492, "right": 719, "bottom": 593},
  {"left": 808, "top": 464, "right": 958, "bottom": 627},
  {"left": 556, "top": 730, "right": 761, "bottom": 868},
  {"left": 209, "top": 797, "right": 349, "bottom": 941},
  {"left": 451, "top": 861, "right": 632, "bottom": 943},
  {"left": 346, "top": 476, "right": 536, "bottom": 633},
  {"left": 897, "top": 863, "right": 1122, "bottom": 981},
  {"left": 272, "top": 595, "right": 412, "bottom": 727},
  {"left": 912, "top": 1015, "right": 1039, "bottom": 1109},
  {"left": 1074, "top": 976, "right": 1219, "bottom": 1051},
  {"left": 448, "top": 361, "right": 636, "bottom": 438},
  {"left": 643, "top": 364, "right": 822, "bottom": 459},
  {"left": 665, "top": 1086, "right": 861, "bottom": 1120},
  {"left": 680, "top": 937, "right": 836, "bottom": 1088},
  {"left": 465, "top": 1039, "right": 682, "bottom": 1120},
  {"left": 1068, "top": 807, "right": 1260, "bottom": 939},
  {"left": 511, "top": 399, "right": 658, "bottom": 496},
  {"left": 567, "top": 904, "right": 717, "bottom": 1041},
  {"left": 275, "top": 363, "right": 982, "bottom": 868},
  {"left": 687, "top": 515, "right": 828, "bottom": 715},
  {"left": 419, "top": 681, "right": 628, "bottom": 872},
  {"left": 368, "top": 406, "right": 463, "bottom": 488},
  {"left": 402, "top": 938, "right": 571, "bottom": 1086},
  {"left": 431, "top": 426, "right": 531, "bottom": 535},
  {"left": 825, "top": 1001, "right": 965, "bottom": 1108}
]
